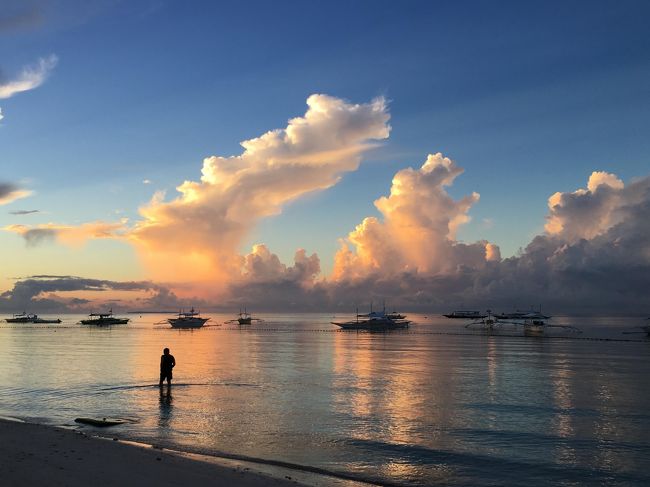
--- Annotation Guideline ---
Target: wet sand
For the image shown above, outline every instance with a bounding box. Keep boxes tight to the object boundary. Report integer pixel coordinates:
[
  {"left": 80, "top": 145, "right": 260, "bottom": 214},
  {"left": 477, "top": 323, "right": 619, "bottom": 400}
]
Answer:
[{"left": 0, "top": 419, "right": 307, "bottom": 487}]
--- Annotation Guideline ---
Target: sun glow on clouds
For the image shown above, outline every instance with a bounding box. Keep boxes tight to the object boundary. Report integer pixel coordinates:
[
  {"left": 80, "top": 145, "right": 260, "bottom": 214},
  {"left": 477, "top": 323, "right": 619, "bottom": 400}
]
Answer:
[
  {"left": 5, "top": 221, "right": 127, "bottom": 247},
  {"left": 0, "top": 182, "right": 32, "bottom": 205},
  {"left": 129, "top": 94, "right": 390, "bottom": 289},
  {"left": 332, "top": 153, "right": 495, "bottom": 280},
  {"left": 4, "top": 91, "right": 648, "bottom": 312}
]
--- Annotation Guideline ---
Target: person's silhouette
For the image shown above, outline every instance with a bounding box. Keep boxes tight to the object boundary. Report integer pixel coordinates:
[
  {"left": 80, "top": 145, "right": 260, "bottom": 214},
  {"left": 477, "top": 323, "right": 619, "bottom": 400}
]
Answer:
[{"left": 159, "top": 347, "right": 176, "bottom": 387}]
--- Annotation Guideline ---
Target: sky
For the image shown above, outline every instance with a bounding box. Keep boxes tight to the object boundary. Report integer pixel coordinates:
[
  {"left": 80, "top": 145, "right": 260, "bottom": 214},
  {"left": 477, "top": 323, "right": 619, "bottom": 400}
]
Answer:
[{"left": 1, "top": 0, "right": 649, "bottom": 313}]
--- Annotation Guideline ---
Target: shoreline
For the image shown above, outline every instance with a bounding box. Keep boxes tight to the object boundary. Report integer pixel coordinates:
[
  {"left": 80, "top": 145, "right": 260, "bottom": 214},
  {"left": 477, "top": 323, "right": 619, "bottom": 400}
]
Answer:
[{"left": 0, "top": 418, "right": 364, "bottom": 487}]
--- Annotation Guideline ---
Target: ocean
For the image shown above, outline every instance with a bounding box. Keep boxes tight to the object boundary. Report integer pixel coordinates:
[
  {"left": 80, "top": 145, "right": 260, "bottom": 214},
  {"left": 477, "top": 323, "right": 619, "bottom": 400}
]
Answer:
[{"left": 1, "top": 313, "right": 649, "bottom": 486}]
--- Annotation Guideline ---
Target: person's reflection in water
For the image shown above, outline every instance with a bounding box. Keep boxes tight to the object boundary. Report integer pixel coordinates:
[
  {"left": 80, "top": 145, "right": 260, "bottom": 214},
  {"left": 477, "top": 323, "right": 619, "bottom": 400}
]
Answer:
[{"left": 158, "top": 385, "right": 173, "bottom": 428}]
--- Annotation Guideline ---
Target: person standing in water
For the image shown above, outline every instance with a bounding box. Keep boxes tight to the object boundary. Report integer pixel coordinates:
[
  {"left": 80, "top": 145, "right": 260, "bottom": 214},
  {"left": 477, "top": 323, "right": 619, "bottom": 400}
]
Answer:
[{"left": 159, "top": 347, "right": 176, "bottom": 386}]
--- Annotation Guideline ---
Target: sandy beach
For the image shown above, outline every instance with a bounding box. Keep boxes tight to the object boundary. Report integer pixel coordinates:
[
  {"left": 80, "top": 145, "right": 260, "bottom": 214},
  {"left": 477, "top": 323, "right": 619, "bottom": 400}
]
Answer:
[{"left": 0, "top": 419, "right": 308, "bottom": 487}]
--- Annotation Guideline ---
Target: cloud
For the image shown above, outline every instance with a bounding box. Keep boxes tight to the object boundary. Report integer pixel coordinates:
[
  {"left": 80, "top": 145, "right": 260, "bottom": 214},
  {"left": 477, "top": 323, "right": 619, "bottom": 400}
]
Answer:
[
  {"left": 544, "top": 171, "right": 639, "bottom": 242},
  {"left": 225, "top": 164, "right": 649, "bottom": 314},
  {"left": 130, "top": 94, "right": 390, "bottom": 286},
  {"left": 9, "top": 209, "right": 39, "bottom": 215},
  {"left": 0, "top": 54, "right": 58, "bottom": 99},
  {"left": 4, "top": 88, "right": 647, "bottom": 314},
  {"left": 0, "top": 275, "right": 188, "bottom": 312},
  {"left": 142, "top": 179, "right": 152, "bottom": 185},
  {"left": 0, "top": 182, "right": 32, "bottom": 205},
  {"left": 5, "top": 220, "right": 127, "bottom": 247},
  {"left": 332, "top": 153, "right": 494, "bottom": 280}
]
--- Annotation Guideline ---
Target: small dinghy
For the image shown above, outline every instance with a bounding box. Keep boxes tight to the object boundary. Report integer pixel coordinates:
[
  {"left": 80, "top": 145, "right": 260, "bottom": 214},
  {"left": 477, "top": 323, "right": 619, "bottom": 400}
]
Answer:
[{"left": 74, "top": 417, "right": 128, "bottom": 427}]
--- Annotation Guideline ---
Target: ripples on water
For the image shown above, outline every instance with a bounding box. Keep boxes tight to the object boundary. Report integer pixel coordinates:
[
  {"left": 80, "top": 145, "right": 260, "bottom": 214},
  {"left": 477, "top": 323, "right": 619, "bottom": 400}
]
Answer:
[{"left": 0, "top": 314, "right": 649, "bottom": 486}]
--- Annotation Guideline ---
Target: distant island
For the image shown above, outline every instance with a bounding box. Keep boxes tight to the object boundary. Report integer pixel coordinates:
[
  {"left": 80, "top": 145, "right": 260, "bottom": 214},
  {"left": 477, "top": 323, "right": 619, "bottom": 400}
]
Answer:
[{"left": 127, "top": 310, "right": 178, "bottom": 314}]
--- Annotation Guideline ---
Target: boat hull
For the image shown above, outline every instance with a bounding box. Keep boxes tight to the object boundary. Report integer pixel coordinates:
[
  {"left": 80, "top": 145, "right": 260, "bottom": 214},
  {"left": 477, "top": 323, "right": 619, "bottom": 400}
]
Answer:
[
  {"left": 80, "top": 318, "right": 129, "bottom": 325},
  {"left": 332, "top": 319, "right": 410, "bottom": 331},
  {"left": 168, "top": 318, "right": 208, "bottom": 329},
  {"left": 443, "top": 313, "right": 486, "bottom": 319}
]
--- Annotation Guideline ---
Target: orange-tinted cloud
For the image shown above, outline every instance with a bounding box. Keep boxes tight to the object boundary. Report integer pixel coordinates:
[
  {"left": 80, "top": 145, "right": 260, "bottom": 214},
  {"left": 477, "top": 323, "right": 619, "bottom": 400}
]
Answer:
[
  {"left": 5, "top": 220, "right": 127, "bottom": 247},
  {"left": 0, "top": 182, "right": 31, "bottom": 205},
  {"left": 332, "top": 153, "right": 497, "bottom": 280},
  {"left": 129, "top": 94, "right": 390, "bottom": 287}
]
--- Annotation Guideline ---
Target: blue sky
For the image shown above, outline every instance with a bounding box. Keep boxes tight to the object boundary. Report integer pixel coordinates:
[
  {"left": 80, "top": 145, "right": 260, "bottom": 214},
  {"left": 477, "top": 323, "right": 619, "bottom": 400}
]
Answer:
[{"left": 2, "top": 0, "right": 649, "bottom": 283}]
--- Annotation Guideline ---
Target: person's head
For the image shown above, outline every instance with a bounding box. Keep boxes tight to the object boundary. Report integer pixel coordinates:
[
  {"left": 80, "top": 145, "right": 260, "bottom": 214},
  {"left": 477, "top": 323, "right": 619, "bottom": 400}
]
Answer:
[{"left": 163, "top": 347, "right": 170, "bottom": 355}]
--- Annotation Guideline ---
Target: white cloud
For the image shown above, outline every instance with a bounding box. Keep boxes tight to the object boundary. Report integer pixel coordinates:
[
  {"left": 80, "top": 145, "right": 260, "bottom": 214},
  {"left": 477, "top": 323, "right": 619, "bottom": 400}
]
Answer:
[{"left": 0, "top": 55, "right": 58, "bottom": 99}]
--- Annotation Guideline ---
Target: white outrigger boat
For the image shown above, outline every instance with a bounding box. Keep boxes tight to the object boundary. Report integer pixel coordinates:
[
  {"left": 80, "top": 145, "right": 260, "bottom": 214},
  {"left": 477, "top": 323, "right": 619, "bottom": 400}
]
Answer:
[
  {"left": 332, "top": 305, "right": 411, "bottom": 331},
  {"left": 225, "top": 308, "right": 261, "bottom": 325},
  {"left": 464, "top": 310, "right": 502, "bottom": 332},
  {"left": 503, "top": 313, "right": 580, "bottom": 336},
  {"left": 494, "top": 307, "right": 551, "bottom": 320},
  {"left": 168, "top": 308, "right": 209, "bottom": 329}
]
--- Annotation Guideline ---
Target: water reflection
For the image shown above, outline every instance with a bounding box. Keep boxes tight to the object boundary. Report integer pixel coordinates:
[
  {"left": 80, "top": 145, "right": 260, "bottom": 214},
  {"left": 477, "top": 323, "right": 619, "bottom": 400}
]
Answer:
[
  {"left": 158, "top": 385, "right": 173, "bottom": 428},
  {"left": 0, "top": 314, "right": 649, "bottom": 486}
]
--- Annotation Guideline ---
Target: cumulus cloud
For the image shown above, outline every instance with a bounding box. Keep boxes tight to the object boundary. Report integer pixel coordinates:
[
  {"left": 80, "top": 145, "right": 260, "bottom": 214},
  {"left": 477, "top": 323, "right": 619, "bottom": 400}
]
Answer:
[
  {"left": 0, "top": 55, "right": 57, "bottom": 100},
  {"left": 544, "top": 171, "right": 643, "bottom": 242},
  {"left": 332, "top": 153, "right": 495, "bottom": 280},
  {"left": 240, "top": 244, "right": 320, "bottom": 285},
  {"left": 225, "top": 164, "right": 649, "bottom": 314},
  {"left": 4, "top": 88, "right": 647, "bottom": 314},
  {"left": 130, "top": 94, "right": 390, "bottom": 285},
  {"left": 0, "top": 182, "right": 32, "bottom": 205}
]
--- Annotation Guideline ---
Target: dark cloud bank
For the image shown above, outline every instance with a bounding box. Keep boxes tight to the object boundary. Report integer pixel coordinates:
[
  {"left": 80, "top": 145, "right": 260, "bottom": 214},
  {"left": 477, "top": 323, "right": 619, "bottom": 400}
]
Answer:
[{"left": 0, "top": 276, "right": 189, "bottom": 313}]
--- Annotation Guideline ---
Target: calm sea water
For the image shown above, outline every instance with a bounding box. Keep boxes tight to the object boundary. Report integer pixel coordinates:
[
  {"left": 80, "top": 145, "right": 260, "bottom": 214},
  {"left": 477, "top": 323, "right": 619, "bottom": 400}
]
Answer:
[{"left": 1, "top": 313, "right": 649, "bottom": 486}]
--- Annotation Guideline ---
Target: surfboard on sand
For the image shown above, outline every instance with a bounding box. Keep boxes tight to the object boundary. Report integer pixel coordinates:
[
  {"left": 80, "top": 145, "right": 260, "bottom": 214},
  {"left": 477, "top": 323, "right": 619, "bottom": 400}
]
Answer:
[{"left": 74, "top": 417, "right": 128, "bottom": 427}]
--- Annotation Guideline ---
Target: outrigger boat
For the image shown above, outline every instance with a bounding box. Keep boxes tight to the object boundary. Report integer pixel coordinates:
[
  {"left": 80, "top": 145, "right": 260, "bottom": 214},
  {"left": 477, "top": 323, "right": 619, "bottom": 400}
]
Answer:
[
  {"left": 332, "top": 305, "right": 411, "bottom": 331},
  {"left": 501, "top": 314, "right": 580, "bottom": 336},
  {"left": 168, "top": 308, "right": 209, "bottom": 329},
  {"left": 444, "top": 310, "right": 486, "bottom": 319},
  {"left": 6, "top": 312, "right": 61, "bottom": 323},
  {"left": 464, "top": 310, "right": 502, "bottom": 331},
  {"left": 225, "top": 308, "right": 262, "bottom": 325},
  {"left": 494, "top": 307, "right": 551, "bottom": 320},
  {"left": 32, "top": 317, "right": 62, "bottom": 324},
  {"left": 6, "top": 312, "right": 37, "bottom": 323},
  {"left": 80, "top": 309, "right": 129, "bottom": 326}
]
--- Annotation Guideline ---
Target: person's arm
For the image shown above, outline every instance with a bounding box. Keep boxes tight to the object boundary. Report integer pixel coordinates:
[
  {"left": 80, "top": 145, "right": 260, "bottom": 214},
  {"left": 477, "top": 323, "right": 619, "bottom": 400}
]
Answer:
[
  {"left": 160, "top": 355, "right": 164, "bottom": 368},
  {"left": 171, "top": 356, "right": 176, "bottom": 368}
]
